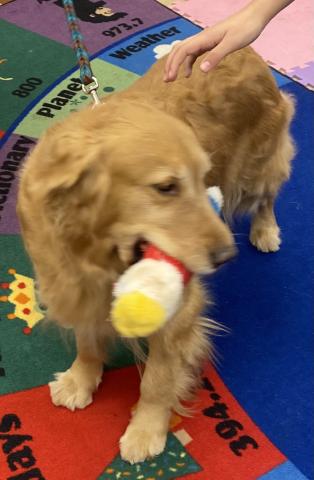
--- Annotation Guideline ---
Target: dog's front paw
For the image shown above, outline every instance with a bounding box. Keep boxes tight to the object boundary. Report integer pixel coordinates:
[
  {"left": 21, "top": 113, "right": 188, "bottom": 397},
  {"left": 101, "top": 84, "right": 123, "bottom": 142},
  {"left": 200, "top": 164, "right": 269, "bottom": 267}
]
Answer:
[
  {"left": 250, "top": 225, "right": 281, "bottom": 252},
  {"left": 120, "top": 424, "right": 167, "bottom": 464},
  {"left": 49, "top": 370, "right": 97, "bottom": 411}
]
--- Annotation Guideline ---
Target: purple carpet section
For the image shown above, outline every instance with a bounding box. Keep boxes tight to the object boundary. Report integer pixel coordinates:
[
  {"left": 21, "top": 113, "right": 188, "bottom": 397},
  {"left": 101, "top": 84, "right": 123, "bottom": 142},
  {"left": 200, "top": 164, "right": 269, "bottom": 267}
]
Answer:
[
  {"left": 0, "top": 133, "right": 36, "bottom": 234},
  {"left": 0, "top": 0, "right": 177, "bottom": 54}
]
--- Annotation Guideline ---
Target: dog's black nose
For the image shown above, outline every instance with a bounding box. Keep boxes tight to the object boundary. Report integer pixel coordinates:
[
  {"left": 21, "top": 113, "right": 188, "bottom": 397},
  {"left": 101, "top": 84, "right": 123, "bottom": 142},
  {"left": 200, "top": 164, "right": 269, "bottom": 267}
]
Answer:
[{"left": 211, "top": 246, "right": 237, "bottom": 268}]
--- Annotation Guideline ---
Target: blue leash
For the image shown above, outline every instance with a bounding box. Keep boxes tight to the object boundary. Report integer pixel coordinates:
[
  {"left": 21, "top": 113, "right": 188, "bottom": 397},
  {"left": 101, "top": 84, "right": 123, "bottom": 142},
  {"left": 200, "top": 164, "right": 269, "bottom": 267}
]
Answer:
[{"left": 62, "top": 0, "right": 100, "bottom": 105}]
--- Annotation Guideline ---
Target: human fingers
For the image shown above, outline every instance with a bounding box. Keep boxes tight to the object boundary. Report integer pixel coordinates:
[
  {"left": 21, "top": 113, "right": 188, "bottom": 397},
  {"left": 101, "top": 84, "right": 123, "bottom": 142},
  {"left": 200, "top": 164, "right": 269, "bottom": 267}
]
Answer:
[
  {"left": 184, "top": 53, "right": 198, "bottom": 77},
  {"left": 199, "top": 34, "right": 237, "bottom": 72},
  {"left": 164, "top": 40, "right": 195, "bottom": 82}
]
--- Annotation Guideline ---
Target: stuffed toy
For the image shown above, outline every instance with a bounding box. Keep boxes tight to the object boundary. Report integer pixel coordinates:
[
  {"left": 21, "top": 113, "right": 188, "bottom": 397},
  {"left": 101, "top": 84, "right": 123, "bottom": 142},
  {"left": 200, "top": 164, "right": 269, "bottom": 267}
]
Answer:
[{"left": 111, "top": 187, "right": 223, "bottom": 337}]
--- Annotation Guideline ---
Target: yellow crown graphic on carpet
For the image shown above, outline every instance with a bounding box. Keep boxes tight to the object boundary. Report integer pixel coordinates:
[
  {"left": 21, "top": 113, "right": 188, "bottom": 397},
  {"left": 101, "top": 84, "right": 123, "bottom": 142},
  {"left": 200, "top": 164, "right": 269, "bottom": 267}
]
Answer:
[{"left": 0, "top": 268, "right": 45, "bottom": 334}]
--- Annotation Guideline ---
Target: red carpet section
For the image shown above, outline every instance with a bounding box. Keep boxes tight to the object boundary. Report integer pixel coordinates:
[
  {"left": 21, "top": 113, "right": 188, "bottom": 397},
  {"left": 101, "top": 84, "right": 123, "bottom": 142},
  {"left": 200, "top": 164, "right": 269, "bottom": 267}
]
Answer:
[{"left": 1, "top": 365, "right": 288, "bottom": 480}]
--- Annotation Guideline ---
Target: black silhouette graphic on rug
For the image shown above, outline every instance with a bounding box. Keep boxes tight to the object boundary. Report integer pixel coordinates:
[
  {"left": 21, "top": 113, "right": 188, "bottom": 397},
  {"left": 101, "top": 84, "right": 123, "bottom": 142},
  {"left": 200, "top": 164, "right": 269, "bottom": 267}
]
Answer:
[{"left": 37, "top": 0, "right": 128, "bottom": 24}]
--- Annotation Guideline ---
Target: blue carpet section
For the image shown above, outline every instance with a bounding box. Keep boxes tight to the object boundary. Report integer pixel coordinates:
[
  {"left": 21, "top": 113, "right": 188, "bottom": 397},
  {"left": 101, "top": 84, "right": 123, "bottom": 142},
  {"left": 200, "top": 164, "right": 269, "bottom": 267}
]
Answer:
[
  {"left": 100, "top": 17, "right": 200, "bottom": 75},
  {"left": 260, "top": 461, "right": 309, "bottom": 480},
  {"left": 271, "top": 69, "right": 293, "bottom": 87},
  {"left": 206, "top": 81, "right": 314, "bottom": 479}
]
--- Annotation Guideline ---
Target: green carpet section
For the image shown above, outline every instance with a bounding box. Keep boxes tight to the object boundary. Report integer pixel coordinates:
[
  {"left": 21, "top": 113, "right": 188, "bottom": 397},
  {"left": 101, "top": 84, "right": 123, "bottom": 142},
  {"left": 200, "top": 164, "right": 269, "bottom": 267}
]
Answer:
[
  {"left": 98, "top": 433, "right": 201, "bottom": 479},
  {"left": 0, "top": 235, "right": 135, "bottom": 394},
  {"left": 0, "top": 19, "right": 75, "bottom": 131},
  {"left": 15, "top": 59, "right": 139, "bottom": 139}
]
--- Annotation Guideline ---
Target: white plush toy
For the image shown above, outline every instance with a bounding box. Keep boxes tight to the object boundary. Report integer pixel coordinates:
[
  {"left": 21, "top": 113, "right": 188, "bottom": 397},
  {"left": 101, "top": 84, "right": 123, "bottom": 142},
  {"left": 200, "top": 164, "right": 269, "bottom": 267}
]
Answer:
[{"left": 111, "top": 187, "right": 223, "bottom": 338}]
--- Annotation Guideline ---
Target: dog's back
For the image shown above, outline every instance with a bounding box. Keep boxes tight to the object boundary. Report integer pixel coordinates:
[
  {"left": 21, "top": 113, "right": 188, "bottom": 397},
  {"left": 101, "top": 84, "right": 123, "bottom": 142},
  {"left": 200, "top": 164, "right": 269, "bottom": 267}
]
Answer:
[
  {"left": 121, "top": 47, "right": 294, "bottom": 190},
  {"left": 115, "top": 47, "right": 295, "bottom": 251}
]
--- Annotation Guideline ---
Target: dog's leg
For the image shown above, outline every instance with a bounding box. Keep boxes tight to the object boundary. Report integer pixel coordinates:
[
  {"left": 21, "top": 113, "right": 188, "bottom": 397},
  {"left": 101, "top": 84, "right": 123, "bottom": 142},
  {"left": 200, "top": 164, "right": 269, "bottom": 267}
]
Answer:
[
  {"left": 249, "top": 107, "right": 295, "bottom": 253},
  {"left": 49, "top": 326, "right": 105, "bottom": 411},
  {"left": 249, "top": 196, "right": 281, "bottom": 252},
  {"left": 119, "top": 337, "right": 172, "bottom": 463},
  {"left": 120, "top": 320, "right": 208, "bottom": 463}
]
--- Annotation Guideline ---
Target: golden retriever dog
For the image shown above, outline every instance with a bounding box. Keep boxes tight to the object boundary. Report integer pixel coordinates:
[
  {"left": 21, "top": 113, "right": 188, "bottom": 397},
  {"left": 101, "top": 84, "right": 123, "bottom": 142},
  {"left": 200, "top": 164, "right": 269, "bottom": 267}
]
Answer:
[{"left": 17, "top": 47, "right": 294, "bottom": 463}]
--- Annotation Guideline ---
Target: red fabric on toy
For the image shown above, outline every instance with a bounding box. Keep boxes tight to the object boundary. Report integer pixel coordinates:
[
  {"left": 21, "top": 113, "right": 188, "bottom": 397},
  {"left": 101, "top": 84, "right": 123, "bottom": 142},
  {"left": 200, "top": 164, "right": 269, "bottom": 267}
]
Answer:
[{"left": 143, "top": 244, "right": 192, "bottom": 284}]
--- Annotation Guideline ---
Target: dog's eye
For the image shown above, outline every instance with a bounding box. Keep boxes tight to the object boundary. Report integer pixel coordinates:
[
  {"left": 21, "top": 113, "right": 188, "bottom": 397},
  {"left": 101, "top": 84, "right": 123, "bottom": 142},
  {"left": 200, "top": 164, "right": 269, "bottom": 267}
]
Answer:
[{"left": 154, "top": 182, "right": 178, "bottom": 195}]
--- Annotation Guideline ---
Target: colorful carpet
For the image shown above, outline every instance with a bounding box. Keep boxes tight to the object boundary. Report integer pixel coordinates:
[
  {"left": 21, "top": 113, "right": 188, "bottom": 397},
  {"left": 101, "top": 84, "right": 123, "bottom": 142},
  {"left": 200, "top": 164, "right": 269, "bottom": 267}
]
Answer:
[{"left": 0, "top": 1, "right": 313, "bottom": 480}]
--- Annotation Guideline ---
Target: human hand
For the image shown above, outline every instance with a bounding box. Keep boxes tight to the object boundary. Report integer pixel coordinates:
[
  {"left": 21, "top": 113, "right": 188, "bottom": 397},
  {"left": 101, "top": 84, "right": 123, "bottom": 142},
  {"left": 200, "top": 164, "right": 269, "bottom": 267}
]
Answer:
[{"left": 164, "top": 4, "right": 266, "bottom": 81}]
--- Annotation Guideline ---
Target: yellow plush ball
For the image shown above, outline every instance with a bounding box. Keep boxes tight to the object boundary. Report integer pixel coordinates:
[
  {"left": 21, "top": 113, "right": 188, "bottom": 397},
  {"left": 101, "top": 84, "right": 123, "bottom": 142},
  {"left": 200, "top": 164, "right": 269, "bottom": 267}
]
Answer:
[{"left": 111, "top": 291, "right": 166, "bottom": 337}]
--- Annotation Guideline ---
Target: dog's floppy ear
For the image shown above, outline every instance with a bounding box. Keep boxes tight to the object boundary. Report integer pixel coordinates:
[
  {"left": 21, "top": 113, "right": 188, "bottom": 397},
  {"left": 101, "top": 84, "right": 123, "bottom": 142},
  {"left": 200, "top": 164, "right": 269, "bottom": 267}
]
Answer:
[
  {"left": 39, "top": 128, "right": 111, "bottom": 241},
  {"left": 39, "top": 127, "right": 107, "bottom": 189}
]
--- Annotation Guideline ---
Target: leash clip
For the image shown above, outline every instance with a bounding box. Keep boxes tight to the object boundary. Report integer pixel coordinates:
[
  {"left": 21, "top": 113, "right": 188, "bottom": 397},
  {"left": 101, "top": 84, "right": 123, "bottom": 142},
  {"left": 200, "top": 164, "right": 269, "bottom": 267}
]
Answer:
[{"left": 82, "top": 76, "right": 101, "bottom": 107}]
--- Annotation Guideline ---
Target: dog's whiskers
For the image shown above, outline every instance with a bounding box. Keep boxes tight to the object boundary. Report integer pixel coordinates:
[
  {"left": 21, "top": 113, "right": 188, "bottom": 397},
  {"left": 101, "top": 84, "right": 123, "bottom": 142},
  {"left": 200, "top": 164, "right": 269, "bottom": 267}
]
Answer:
[{"left": 199, "top": 316, "right": 230, "bottom": 336}]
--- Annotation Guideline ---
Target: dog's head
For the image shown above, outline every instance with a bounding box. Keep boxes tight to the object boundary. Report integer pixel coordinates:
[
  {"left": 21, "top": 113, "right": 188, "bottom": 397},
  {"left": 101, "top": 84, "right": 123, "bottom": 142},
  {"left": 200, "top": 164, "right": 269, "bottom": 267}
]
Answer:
[{"left": 38, "top": 101, "right": 236, "bottom": 275}]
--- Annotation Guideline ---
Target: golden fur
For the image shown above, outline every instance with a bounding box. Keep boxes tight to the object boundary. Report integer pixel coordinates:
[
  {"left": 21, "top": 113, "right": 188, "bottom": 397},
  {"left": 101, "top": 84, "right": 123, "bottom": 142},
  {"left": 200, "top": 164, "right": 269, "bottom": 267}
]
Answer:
[{"left": 17, "top": 47, "right": 294, "bottom": 463}]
